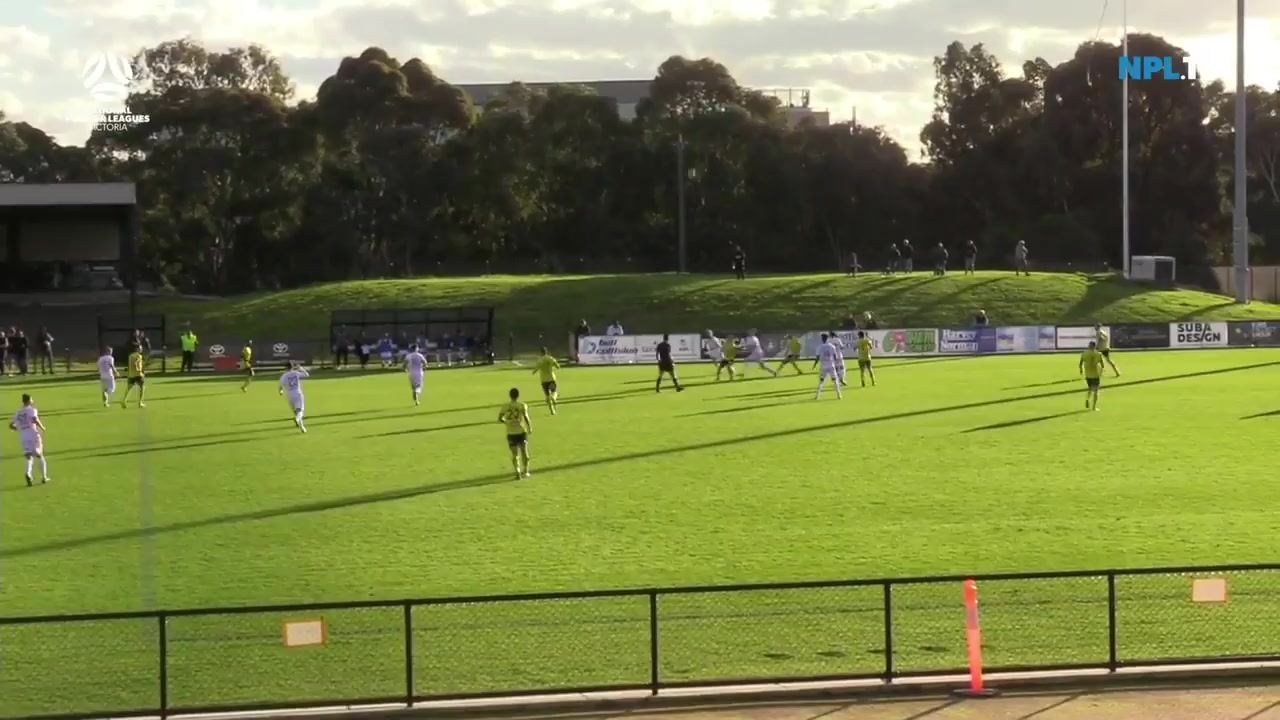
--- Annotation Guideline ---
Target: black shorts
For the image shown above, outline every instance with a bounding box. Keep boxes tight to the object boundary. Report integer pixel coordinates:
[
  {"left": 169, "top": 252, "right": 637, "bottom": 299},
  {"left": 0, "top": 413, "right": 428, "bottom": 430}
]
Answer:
[
  {"left": 784, "top": 353, "right": 798, "bottom": 362},
  {"left": 858, "top": 359, "right": 872, "bottom": 369},
  {"left": 658, "top": 360, "right": 675, "bottom": 373},
  {"left": 1101, "top": 349, "right": 1111, "bottom": 358},
  {"left": 718, "top": 359, "right": 733, "bottom": 368},
  {"left": 507, "top": 433, "right": 527, "bottom": 447},
  {"left": 128, "top": 376, "right": 144, "bottom": 387},
  {"left": 1086, "top": 377, "right": 1100, "bottom": 389},
  {"left": 541, "top": 380, "right": 557, "bottom": 394}
]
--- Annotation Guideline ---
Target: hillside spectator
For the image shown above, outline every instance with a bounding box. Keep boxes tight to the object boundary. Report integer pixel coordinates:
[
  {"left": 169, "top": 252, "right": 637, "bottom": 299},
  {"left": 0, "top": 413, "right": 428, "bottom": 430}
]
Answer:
[
  {"left": 901, "top": 239, "right": 915, "bottom": 273},
  {"left": 862, "top": 311, "right": 880, "bottom": 330},
  {"left": 36, "top": 327, "right": 54, "bottom": 374},
  {"left": 334, "top": 332, "right": 350, "bottom": 369},
  {"left": 606, "top": 321, "right": 624, "bottom": 336},
  {"left": 732, "top": 244, "right": 746, "bottom": 280},
  {"left": 974, "top": 309, "right": 989, "bottom": 327},
  {"left": 1015, "top": 240, "right": 1030, "bottom": 275},
  {"left": 9, "top": 328, "right": 28, "bottom": 375},
  {"left": 357, "top": 333, "right": 371, "bottom": 369},
  {"left": 0, "top": 330, "right": 8, "bottom": 376},
  {"left": 841, "top": 312, "right": 858, "bottom": 330},
  {"left": 963, "top": 240, "right": 978, "bottom": 274},
  {"left": 180, "top": 327, "right": 198, "bottom": 372},
  {"left": 846, "top": 251, "right": 860, "bottom": 277},
  {"left": 573, "top": 319, "right": 591, "bottom": 361},
  {"left": 933, "top": 243, "right": 948, "bottom": 276},
  {"left": 884, "top": 243, "right": 901, "bottom": 275}
]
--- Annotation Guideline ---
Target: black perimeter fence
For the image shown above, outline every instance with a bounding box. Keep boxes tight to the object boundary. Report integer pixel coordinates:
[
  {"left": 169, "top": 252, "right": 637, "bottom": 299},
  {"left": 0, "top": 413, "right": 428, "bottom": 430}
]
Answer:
[{"left": 3, "top": 563, "right": 1279, "bottom": 719}]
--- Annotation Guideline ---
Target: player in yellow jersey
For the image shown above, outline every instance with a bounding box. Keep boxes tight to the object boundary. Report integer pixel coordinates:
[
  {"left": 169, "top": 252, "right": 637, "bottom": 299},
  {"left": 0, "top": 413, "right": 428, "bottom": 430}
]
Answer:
[
  {"left": 1094, "top": 323, "right": 1120, "bottom": 377},
  {"left": 240, "top": 340, "right": 254, "bottom": 392},
  {"left": 1079, "top": 341, "right": 1105, "bottom": 411},
  {"left": 856, "top": 331, "right": 877, "bottom": 387},
  {"left": 776, "top": 335, "right": 804, "bottom": 375},
  {"left": 532, "top": 347, "right": 560, "bottom": 415},
  {"left": 499, "top": 387, "right": 534, "bottom": 479},
  {"left": 121, "top": 348, "right": 147, "bottom": 408}
]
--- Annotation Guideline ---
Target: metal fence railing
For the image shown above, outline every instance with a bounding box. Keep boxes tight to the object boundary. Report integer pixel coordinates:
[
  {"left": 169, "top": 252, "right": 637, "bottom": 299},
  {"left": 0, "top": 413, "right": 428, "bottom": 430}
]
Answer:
[{"left": 2, "top": 563, "right": 1279, "bottom": 719}]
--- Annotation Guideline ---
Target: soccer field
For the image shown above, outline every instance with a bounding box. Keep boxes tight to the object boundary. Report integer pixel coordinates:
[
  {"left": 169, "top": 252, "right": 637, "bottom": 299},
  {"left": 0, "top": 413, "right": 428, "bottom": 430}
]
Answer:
[
  {"left": 4, "top": 349, "right": 1279, "bottom": 615},
  {"left": 2, "top": 349, "right": 1280, "bottom": 714}
]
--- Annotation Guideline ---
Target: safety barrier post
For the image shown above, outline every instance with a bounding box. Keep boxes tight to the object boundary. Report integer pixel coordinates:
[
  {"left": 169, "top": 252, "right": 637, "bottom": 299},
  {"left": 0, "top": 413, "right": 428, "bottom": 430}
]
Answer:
[{"left": 952, "top": 578, "right": 999, "bottom": 697}]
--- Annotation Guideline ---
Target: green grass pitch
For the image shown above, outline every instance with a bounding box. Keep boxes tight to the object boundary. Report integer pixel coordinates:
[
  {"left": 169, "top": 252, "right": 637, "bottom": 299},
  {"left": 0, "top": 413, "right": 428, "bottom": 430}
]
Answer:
[{"left": 1, "top": 349, "right": 1279, "bottom": 715}]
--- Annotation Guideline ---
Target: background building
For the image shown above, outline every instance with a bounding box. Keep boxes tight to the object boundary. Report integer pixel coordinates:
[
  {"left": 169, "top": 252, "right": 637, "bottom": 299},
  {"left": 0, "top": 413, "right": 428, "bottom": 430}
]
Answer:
[{"left": 456, "top": 80, "right": 830, "bottom": 127}]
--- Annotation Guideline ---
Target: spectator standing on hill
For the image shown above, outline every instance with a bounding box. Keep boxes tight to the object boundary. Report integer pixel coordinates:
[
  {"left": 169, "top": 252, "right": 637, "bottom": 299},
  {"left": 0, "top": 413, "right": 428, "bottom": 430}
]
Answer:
[
  {"left": 963, "top": 240, "right": 978, "bottom": 274},
  {"left": 334, "top": 332, "right": 350, "bottom": 369},
  {"left": 933, "top": 243, "right": 948, "bottom": 276},
  {"left": 36, "top": 327, "right": 54, "bottom": 374},
  {"left": 974, "top": 309, "right": 989, "bottom": 327},
  {"left": 732, "top": 244, "right": 746, "bottom": 280},
  {"left": 606, "top": 321, "right": 624, "bottom": 336},
  {"left": 180, "top": 327, "right": 198, "bottom": 372},
  {"left": 841, "top": 312, "right": 858, "bottom": 330},
  {"left": 901, "top": 239, "right": 915, "bottom": 273},
  {"left": 572, "top": 319, "right": 591, "bottom": 362},
  {"left": 862, "top": 311, "right": 880, "bottom": 330},
  {"left": 846, "top": 251, "right": 860, "bottom": 277},
  {"left": 1014, "top": 240, "right": 1030, "bottom": 276},
  {"left": 884, "top": 243, "right": 900, "bottom": 275},
  {"left": 0, "top": 330, "right": 9, "bottom": 376},
  {"left": 357, "top": 333, "right": 371, "bottom": 369}
]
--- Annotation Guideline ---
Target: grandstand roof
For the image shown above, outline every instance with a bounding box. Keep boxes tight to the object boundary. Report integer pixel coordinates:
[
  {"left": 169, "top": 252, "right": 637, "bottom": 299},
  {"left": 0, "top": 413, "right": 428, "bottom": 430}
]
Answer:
[{"left": 0, "top": 182, "right": 136, "bottom": 208}]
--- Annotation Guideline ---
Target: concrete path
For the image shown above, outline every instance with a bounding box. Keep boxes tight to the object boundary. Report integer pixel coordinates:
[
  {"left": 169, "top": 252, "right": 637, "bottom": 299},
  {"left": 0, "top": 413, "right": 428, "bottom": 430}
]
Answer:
[{"left": 542, "top": 686, "right": 1280, "bottom": 720}]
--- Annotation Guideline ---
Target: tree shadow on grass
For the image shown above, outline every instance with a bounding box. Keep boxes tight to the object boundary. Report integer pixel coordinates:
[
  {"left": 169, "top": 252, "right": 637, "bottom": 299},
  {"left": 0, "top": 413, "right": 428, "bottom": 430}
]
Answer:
[
  {"left": 1002, "top": 378, "right": 1078, "bottom": 391},
  {"left": 1241, "top": 409, "right": 1280, "bottom": 419},
  {"left": 4, "top": 358, "right": 1276, "bottom": 559}
]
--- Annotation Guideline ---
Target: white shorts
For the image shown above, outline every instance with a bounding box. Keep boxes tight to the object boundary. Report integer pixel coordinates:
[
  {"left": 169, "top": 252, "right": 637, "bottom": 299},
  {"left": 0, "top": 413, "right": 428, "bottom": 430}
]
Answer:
[
  {"left": 101, "top": 376, "right": 116, "bottom": 393},
  {"left": 286, "top": 393, "right": 304, "bottom": 413},
  {"left": 409, "top": 373, "right": 423, "bottom": 390},
  {"left": 819, "top": 365, "right": 838, "bottom": 380},
  {"left": 748, "top": 353, "right": 766, "bottom": 363},
  {"left": 22, "top": 434, "right": 42, "bottom": 455},
  {"left": 380, "top": 352, "right": 393, "bottom": 361}
]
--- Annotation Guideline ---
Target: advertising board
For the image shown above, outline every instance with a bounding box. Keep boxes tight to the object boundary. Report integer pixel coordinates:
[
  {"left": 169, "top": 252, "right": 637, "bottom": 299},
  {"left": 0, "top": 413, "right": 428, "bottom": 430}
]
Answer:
[
  {"left": 1056, "top": 326, "right": 1107, "bottom": 350},
  {"left": 856, "top": 329, "right": 938, "bottom": 357},
  {"left": 940, "top": 328, "right": 979, "bottom": 354},
  {"left": 995, "top": 326, "right": 1054, "bottom": 353},
  {"left": 1169, "top": 321, "right": 1227, "bottom": 348},
  {"left": 1110, "top": 323, "right": 1170, "bottom": 349},
  {"left": 578, "top": 334, "right": 700, "bottom": 365},
  {"left": 1228, "top": 321, "right": 1280, "bottom": 346}
]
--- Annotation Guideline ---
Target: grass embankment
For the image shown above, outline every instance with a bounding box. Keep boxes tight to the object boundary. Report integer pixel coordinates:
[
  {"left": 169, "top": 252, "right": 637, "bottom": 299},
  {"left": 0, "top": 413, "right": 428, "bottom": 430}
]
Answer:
[{"left": 143, "top": 273, "right": 1280, "bottom": 350}]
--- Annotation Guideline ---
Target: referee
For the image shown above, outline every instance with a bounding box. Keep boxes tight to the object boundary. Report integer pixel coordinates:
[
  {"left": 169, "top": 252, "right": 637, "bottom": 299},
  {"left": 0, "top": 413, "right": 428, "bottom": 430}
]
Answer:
[{"left": 180, "top": 327, "right": 198, "bottom": 372}]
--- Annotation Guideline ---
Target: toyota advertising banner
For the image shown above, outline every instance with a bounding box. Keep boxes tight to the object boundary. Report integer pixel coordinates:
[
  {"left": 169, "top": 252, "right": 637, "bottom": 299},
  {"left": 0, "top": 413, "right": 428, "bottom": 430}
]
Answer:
[
  {"left": 1110, "top": 323, "right": 1171, "bottom": 349},
  {"left": 578, "top": 334, "right": 700, "bottom": 364},
  {"left": 1228, "top": 321, "right": 1280, "bottom": 346},
  {"left": 1056, "top": 326, "right": 1106, "bottom": 350},
  {"left": 995, "top": 326, "right": 1055, "bottom": 353},
  {"left": 1169, "top": 321, "right": 1228, "bottom": 348}
]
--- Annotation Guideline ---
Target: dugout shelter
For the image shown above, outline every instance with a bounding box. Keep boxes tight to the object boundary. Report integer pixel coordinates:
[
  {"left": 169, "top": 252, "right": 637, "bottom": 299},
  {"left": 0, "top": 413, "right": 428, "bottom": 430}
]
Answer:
[
  {"left": 330, "top": 307, "right": 495, "bottom": 362},
  {"left": 0, "top": 182, "right": 140, "bottom": 313}
]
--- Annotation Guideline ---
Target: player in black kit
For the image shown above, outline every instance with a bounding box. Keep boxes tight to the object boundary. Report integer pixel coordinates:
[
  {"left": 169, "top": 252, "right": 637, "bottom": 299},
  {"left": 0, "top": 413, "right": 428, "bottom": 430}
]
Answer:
[{"left": 655, "top": 334, "right": 685, "bottom": 393}]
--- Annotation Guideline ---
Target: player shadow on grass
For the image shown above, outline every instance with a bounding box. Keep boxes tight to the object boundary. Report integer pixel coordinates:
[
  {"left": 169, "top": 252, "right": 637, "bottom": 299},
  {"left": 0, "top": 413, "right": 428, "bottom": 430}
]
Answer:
[
  {"left": 961, "top": 411, "right": 1081, "bottom": 433},
  {"left": 5, "top": 358, "right": 1278, "bottom": 556},
  {"left": 1001, "top": 378, "right": 1079, "bottom": 391},
  {"left": 1241, "top": 409, "right": 1280, "bottom": 419}
]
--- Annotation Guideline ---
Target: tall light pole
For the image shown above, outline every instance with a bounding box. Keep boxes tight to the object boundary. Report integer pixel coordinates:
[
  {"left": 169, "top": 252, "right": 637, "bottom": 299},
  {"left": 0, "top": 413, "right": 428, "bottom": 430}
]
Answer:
[
  {"left": 1121, "top": 2, "right": 1130, "bottom": 278},
  {"left": 1232, "top": 0, "right": 1249, "bottom": 302},
  {"left": 676, "top": 134, "right": 688, "bottom": 273}
]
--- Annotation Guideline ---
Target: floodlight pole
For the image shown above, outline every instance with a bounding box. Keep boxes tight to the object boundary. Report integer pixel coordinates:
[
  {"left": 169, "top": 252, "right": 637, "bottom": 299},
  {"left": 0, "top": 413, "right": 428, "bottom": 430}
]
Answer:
[
  {"left": 1232, "top": 0, "right": 1249, "bottom": 302},
  {"left": 676, "top": 134, "right": 688, "bottom": 273},
  {"left": 1121, "top": 2, "right": 1130, "bottom": 278}
]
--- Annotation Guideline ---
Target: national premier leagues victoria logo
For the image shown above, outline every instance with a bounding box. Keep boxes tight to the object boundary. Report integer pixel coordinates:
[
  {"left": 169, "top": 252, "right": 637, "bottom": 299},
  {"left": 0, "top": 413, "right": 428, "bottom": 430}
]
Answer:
[{"left": 78, "top": 51, "right": 149, "bottom": 131}]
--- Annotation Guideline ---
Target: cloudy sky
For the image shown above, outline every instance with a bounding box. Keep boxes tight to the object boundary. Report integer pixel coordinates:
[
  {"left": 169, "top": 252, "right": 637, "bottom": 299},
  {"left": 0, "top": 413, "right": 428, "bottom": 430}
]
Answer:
[{"left": 1, "top": 0, "right": 1279, "bottom": 156}]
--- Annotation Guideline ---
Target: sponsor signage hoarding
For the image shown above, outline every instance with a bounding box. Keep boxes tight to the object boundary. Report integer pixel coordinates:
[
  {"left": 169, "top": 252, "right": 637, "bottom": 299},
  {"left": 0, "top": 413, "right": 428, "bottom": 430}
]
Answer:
[
  {"left": 1110, "top": 323, "right": 1171, "bottom": 349},
  {"left": 1056, "top": 326, "right": 1107, "bottom": 350},
  {"left": 1228, "top": 321, "right": 1280, "bottom": 346},
  {"left": 578, "top": 334, "right": 700, "bottom": 364},
  {"left": 995, "top": 326, "right": 1054, "bottom": 353},
  {"left": 940, "top": 328, "right": 978, "bottom": 354},
  {"left": 1169, "top": 321, "right": 1227, "bottom": 348}
]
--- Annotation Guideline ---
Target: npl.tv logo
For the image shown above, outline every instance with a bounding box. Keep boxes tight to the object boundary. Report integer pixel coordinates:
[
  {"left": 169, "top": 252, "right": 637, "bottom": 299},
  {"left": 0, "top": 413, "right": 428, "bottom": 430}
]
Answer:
[{"left": 1118, "top": 55, "right": 1199, "bottom": 81}]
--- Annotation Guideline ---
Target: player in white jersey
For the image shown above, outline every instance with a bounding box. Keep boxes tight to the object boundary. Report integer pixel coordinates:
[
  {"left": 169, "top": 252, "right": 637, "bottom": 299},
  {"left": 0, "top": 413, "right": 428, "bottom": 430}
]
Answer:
[
  {"left": 277, "top": 361, "right": 311, "bottom": 433},
  {"left": 705, "top": 330, "right": 737, "bottom": 381},
  {"left": 811, "top": 333, "right": 843, "bottom": 399},
  {"left": 10, "top": 393, "right": 48, "bottom": 485},
  {"left": 403, "top": 344, "right": 428, "bottom": 406},
  {"left": 97, "top": 346, "right": 119, "bottom": 407},
  {"left": 741, "top": 332, "right": 779, "bottom": 377},
  {"left": 828, "top": 331, "right": 848, "bottom": 386}
]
